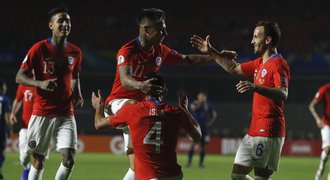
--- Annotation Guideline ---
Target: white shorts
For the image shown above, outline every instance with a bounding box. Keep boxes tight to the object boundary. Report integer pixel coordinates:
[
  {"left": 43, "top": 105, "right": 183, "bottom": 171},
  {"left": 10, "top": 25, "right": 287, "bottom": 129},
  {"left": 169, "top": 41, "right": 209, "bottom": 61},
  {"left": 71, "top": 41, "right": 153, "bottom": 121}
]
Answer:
[
  {"left": 105, "top": 99, "right": 131, "bottom": 151},
  {"left": 234, "top": 134, "right": 285, "bottom": 171},
  {"left": 321, "top": 126, "right": 330, "bottom": 149},
  {"left": 25, "top": 115, "right": 78, "bottom": 156}
]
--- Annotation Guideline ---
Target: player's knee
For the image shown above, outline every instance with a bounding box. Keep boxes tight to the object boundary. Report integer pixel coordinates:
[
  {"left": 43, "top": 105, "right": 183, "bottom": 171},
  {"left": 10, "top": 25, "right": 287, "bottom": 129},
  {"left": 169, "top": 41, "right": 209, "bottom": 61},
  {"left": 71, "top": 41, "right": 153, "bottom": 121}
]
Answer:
[
  {"left": 231, "top": 173, "right": 250, "bottom": 180},
  {"left": 126, "top": 147, "right": 134, "bottom": 156},
  {"left": 62, "top": 158, "right": 75, "bottom": 169},
  {"left": 255, "top": 176, "right": 271, "bottom": 180}
]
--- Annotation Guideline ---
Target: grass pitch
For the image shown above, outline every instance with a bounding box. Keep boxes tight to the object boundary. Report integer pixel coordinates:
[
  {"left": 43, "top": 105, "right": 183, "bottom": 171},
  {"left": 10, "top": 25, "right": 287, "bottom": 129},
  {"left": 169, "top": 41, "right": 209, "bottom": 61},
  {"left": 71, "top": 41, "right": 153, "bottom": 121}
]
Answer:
[{"left": 3, "top": 152, "right": 321, "bottom": 179}]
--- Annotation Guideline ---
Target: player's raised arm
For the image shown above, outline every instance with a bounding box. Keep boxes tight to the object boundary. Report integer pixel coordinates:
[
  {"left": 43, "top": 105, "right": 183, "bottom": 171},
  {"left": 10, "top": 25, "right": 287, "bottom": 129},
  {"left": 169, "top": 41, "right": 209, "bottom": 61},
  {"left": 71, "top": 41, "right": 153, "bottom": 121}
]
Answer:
[
  {"left": 190, "top": 35, "right": 243, "bottom": 75},
  {"left": 178, "top": 90, "right": 202, "bottom": 143},
  {"left": 91, "top": 90, "right": 111, "bottom": 129}
]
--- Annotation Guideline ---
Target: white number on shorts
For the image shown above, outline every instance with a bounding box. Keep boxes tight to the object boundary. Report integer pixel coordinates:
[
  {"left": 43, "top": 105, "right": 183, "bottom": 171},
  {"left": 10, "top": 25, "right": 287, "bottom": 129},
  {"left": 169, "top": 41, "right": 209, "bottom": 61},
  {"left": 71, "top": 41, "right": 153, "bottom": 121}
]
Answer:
[
  {"left": 143, "top": 121, "right": 164, "bottom": 153},
  {"left": 256, "top": 143, "right": 264, "bottom": 156}
]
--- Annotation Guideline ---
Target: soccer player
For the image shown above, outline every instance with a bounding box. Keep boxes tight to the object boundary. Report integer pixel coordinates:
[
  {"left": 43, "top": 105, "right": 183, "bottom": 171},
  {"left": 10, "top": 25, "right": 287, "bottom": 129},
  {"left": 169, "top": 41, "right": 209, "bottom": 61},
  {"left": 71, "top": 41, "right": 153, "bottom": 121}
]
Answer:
[
  {"left": 105, "top": 8, "right": 213, "bottom": 179},
  {"left": 186, "top": 90, "right": 217, "bottom": 168},
  {"left": 92, "top": 75, "right": 202, "bottom": 180},
  {"left": 0, "top": 80, "right": 10, "bottom": 180},
  {"left": 9, "top": 82, "right": 36, "bottom": 180},
  {"left": 309, "top": 83, "right": 330, "bottom": 180},
  {"left": 191, "top": 21, "right": 290, "bottom": 179},
  {"left": 15, "top": 6, "right": 83, "bottom": 180}
]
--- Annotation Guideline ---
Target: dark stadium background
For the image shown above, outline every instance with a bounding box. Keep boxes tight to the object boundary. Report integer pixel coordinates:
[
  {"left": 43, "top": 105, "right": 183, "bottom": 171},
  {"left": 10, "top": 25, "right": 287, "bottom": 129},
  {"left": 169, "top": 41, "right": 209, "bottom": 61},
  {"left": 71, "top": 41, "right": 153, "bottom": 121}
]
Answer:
[{"left": 1, "top": 0, "right": 329, "bottom": 140}]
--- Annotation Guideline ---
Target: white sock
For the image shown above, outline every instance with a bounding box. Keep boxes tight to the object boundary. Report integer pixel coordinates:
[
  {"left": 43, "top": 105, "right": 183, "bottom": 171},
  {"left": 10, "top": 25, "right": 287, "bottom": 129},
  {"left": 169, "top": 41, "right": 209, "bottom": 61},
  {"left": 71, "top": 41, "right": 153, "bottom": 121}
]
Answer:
[
  {"left": 123, "top": 168, "right": 135, "bottom": 180},
  {"left": 28, "top": 165, "right": 44, "bottom": 180},
  {"left": 318, "top": 150, "right": 328, "bottom": 173},
  {"left": 231, "top": 173, "right": 253, "bottom": 180},
  {"left": 55, "top": 163, "right": 73, "bottom": 180}
]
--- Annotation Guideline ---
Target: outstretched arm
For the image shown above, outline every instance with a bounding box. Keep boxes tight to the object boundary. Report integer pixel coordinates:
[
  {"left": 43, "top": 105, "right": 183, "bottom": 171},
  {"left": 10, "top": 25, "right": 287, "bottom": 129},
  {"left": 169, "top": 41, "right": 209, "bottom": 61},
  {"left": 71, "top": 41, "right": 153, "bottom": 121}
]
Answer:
[
  {"left": 91, "top": 90, "right": 111, "bottom": 129},
  {"left": 309, "top": 100, "right": 323, "bottom": 128},
  {"left": 178, "top": 54, "right": 214, "bottom": 66},
  {"left": 190, "top": 35, "right": 243, "bottom": 75}
]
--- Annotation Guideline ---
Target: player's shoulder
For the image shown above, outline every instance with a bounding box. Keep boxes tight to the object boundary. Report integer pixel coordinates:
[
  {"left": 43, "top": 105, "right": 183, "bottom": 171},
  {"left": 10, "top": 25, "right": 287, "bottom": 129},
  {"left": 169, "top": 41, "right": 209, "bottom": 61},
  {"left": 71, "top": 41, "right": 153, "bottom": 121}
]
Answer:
[
  {"left": 320, "top": 83, "right": 330, "bottom": 91},
  {"left": 30, "top": 39, "right": 48, "bottom": 50},
  {"left": 67, "top": 42, "right": 82, "bottom": 55},
  {"left": 118, "top": 39, "right": 137, "bottom": 56},
  {"left": 270, "top": 55, "right": 289, "bottom": 69}
]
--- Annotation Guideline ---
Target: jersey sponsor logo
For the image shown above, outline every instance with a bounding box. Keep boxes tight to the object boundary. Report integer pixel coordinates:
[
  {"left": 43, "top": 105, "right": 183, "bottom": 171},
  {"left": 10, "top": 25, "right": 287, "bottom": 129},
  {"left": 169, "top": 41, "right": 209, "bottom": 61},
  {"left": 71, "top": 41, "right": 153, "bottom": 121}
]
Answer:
[
  {"left": 68, "top": 56, "right": 74, "bottom": 64},
  {"left": 261, "top": 68, "right": 267, "bottom": 78},
  {"left": 155, "top": 56, "right": 162, "bottom": 66},
  {"left": 22, "top": 55, "right": 28, "bottom": 63},
  {"left": 259, "top": 129, "right": 266, "bottom": 133},
  {"left": 117, "top": 55, "right": 125, "bottom": 65},
  {"left": 28, "top": 140, "right": 37, "bottom": 148}
]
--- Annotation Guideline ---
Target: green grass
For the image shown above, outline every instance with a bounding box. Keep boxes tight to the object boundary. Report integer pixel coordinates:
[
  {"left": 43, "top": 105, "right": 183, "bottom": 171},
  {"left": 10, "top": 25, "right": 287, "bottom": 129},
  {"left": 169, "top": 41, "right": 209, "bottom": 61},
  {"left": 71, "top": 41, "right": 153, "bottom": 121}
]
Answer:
[{"left": 2, "top": 152, "right": 323, "bottom": 179}]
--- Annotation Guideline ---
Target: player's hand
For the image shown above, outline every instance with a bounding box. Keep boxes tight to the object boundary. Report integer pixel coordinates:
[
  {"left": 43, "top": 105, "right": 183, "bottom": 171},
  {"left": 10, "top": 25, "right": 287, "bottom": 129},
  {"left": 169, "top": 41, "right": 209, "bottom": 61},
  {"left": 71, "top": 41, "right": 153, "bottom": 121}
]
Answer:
[
  {"left": 316, "top": 119, "right": 324, "bottom": 129},
  {"left": 9, "top": 113, "right": 17, "bottom": 126},
  {"left": 236, "top": 80, "right": 256, "bottom": 93},
  {"left": 177, "top": 90, "right": 189, "bottom": 110},
  {"left": 38, "top": 78, "right": 58, "bottom": 91},
  {"left": 73, "top": 94, "right": 84, "bottom": 108},
  {"left": 91, "top": 89, "right": 104, "bottom": 110},
  {"left": 191, "top": 35, "right": 212, "bottom": 54},
  {"left": 139, "top": 78, "right": 163, "bottom": 95},
  {"left": 220, "top": 50, "right": 238, "bottom": 59}
]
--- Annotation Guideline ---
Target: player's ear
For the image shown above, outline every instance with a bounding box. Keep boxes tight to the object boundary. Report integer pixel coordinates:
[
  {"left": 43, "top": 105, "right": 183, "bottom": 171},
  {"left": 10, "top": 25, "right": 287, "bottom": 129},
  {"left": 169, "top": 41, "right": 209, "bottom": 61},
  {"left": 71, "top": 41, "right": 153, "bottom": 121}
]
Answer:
[
  {"left": 265, "top": 36, "right": 272, "bottom": 45},
  {"left": 49, "top": 21, "right": 54, "bottom": 30}
]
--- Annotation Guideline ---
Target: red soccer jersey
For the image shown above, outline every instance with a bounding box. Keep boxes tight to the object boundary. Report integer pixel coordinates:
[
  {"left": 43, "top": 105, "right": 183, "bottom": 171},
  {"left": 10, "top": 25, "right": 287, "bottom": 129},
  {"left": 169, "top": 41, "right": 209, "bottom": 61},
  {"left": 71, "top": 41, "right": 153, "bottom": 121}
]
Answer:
[
  {"left": 20, "top": 39, "right": 82, "bottom": 117},
  {"left": 105, "top": 38, "right": 183, "bottom": 104},
  {"left": 15, "top": 84, "right": 36, "bottom": 128},
  {"left": 313, "top": 83, "right": 330, "bottom": 126},
  {"left": 241, "top": 54, "right": 290, "bottom": 137},
  {"left": 110, "top": 101, "right": 195, "bottom": 180}
]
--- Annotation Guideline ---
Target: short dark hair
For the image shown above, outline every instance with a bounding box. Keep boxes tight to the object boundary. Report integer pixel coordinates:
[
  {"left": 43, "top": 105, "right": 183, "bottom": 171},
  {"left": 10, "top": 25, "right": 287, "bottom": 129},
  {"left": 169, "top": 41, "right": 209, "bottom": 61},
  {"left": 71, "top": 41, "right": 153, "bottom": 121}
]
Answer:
[
  {"left": 256, "top": 21, "right": 281, "bottom": 47},
  {"left": 137, "top": 8, "right": 166, "bottom": 25},
  {"left": 144, "top": 73, "right": 166, "bottom": 98},
  {"left": 48, "top": 6, "right": 69, "bottom": 20}
]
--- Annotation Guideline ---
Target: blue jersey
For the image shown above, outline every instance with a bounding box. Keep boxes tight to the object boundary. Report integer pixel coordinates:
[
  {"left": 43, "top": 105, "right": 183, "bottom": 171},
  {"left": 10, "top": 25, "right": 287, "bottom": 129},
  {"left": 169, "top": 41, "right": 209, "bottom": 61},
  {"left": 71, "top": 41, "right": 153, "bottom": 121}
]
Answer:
[
  {"left": 190, "top": 100, "right": 214, "bottom": 135},
  {"left": 0, "top": 93, "right": 10, "bottom": 137}
]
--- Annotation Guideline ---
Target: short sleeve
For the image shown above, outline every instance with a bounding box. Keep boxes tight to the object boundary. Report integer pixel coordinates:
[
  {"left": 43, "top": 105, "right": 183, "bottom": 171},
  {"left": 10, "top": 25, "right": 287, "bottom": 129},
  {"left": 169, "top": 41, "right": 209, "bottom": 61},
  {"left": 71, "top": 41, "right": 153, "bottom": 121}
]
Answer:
[
  {"left": 20, "top": 45, "right": 39, "bottom": 71},
  {"left": 109, "top": 104, "right": 132, "bottom": 127},
  {"left": 15, "top": 85, "right": 24, "bottom": 101},
  {"left": 313, "top": 86, "right": 325, "bottom": 102},
  {"left": 273, "top": 62, "right": 290, "bottom": 88},
  {"left": 116, "top": 47, "right": 132, "bottom": 67},
  {"left": 240, "top": 58, "right": 260, "bottom": 78},
  {"left": 162, "top": 45, "right": 183, "bottom": 65}
]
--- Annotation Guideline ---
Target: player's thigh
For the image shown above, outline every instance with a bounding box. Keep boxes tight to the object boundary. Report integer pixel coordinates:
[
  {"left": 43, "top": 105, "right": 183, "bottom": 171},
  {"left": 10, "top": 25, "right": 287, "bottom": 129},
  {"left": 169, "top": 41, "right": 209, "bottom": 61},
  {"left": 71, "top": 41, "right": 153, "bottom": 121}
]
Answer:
[
  {"left": 233, "top": 134, "right": 254, "bottom": 169},
  {"left": 321, "top": 126, "right": 330, "bottom": 149},
  {"left": 251, "top": 136, "right": 285, "bottom": 172},
  {"left": 19, "top": 128, "right": 28, "bottom": 150},
  {"left": 55, "top": 116, "right": 77, "bottom": 151},
  {"left": 25, "top": 115, "right": 55, "bottom": 156}
]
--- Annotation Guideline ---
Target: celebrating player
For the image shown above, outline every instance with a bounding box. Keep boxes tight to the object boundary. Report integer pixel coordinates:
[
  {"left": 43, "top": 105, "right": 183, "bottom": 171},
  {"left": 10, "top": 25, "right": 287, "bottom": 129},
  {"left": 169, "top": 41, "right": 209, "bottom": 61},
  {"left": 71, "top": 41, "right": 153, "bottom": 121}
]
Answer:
[
  {"left": 309, "top": 83, "right": 330, "bottom": 180},
  {"left": 105, "top": 8, "right": 213, "bottom": 179},
  {"left": 92, "top": 75, "right": 201, "bottom": 180},
  {"left": 15, "top": 6, "right": 83, "bottom": 180},
  {"left": 191, "top": 21, "right": 290, "bottom": 179}
]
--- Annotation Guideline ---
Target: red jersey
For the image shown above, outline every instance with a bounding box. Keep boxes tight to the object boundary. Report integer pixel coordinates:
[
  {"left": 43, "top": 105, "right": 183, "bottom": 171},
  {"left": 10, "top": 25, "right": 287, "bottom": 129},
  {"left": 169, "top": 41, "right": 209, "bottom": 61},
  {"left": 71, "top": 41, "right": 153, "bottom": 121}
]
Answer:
[
  {"left": 106, "top": 38, "right": 183, "bottom": 104},
  {"left": 20, "top": 39, "right": 82, "bottom": 117},
  {"left": 241, "top": 54, "right": 290, "bottom": 137},
  {"left": 110, "top": 100, "right": 195, "bottom": 180},
  {"left": 313, "top": 83, "right": 330, "bottom": 125},
  {"left": 15, "top": 84, "right": 36, "bottom": 128}
]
